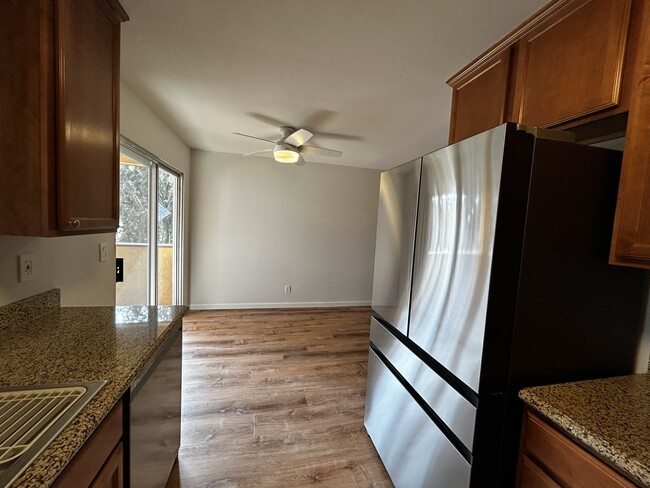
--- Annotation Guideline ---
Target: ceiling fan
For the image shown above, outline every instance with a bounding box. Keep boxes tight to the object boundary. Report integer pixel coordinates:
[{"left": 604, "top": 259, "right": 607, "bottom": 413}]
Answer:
[{"left": 233, "top": 126, "right": 342, "bottom": 165}]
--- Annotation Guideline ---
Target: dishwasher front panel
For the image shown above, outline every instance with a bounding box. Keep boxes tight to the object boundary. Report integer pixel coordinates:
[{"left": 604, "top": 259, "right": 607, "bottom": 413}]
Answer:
[{"left": 129, "top": 328, "right": 182, "bottom": 488}]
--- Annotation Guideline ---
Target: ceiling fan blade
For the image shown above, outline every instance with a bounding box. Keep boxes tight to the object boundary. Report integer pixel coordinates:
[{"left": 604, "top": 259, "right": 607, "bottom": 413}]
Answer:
[
  {"left": 295, "top": 154, "right": 306, "bottom": 166},
  {"left": 284, "top": 129, "right": 313, "bottom": 147},
  {"left": 233, "top": 132, "right": 276, "bottom": 144},
  {"left": 242, "top": 149, "right": 273, "bottom": 157},
  {"left": 247, "top": 112, "right": 291, "bottom": 128},
  {"left": 315, "top": 131, "right": 362, "bottom": 141},
  {"left": 300, "top": 145, "right": 342, "bottom": 157}
]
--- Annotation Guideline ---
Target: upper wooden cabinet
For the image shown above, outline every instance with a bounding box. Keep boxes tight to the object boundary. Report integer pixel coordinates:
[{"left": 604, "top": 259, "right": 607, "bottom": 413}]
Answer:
[
  {"left": 610, "top": 8, "right": 650, "bottom": 268},
  {"left": 448, "top": 0, "right": 650, "bottom": 268},
  {"left": 448, "top": 49, "right": 513, "bottom": 144},
  {"left": 513, "top": 0, "right": 632, "bottom": 127},
  {"left": 447, "top": 0, "right": 641, "bottom": 143},
  {"left": 0, "top": 0, "right": 128, "bottom": 236}
]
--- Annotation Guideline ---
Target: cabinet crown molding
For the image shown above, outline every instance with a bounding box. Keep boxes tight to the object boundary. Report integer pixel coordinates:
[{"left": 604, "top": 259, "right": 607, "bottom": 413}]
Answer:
[
  {"left": 96, "top": 0, "right": 129, "bottom": 24},
  {"left": 447, "top": 0, "right": 574, "bottom": 86}
]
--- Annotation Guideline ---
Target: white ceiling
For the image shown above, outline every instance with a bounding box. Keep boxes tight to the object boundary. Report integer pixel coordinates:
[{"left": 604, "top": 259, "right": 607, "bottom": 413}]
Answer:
[{"left": 120, "top": 0, "right": 549, "bottom": 170}]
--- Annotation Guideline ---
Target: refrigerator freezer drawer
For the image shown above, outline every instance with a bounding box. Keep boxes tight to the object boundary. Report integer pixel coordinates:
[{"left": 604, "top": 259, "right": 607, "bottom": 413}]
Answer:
[
  {"left": 365, "top": 348, "right": 472, "bottom": 488},
  {"left": 369, "top": 317, "right": 477, "bottom": 450}
]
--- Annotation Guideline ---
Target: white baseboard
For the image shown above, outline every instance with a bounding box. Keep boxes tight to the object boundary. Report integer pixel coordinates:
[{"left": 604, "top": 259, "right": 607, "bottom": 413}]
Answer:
[{"left": 189, "top": 300, "right": 370, "bottom": 311}]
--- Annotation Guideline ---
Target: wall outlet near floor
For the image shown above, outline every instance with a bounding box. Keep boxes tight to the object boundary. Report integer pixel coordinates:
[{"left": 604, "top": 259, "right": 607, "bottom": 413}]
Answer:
[
  {"left": 18, "top": 254, "right": 36, "bottom": 282},
  {"left": 284, "top": 284, "right": 291, "bottom": 294},
  {"left": 99, "top": 242, "right": 109, "bottom": 262}
]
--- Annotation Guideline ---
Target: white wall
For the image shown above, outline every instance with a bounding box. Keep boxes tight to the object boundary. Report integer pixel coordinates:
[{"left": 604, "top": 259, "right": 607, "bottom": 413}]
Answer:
[
  {"left": 0, "top": 234, "right": 116, "bottom": 306},
  {"left": 190, "top": 151, "right": 380, "bottom": 309},
  {"left": 120, "top": 81, "right": 192, "bottom": 303}
]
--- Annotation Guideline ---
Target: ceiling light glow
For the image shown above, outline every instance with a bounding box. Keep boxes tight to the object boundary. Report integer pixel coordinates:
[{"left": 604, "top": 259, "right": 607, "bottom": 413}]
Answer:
[{"left": 273, "top": 146, "right": 300, "bottom": 164}]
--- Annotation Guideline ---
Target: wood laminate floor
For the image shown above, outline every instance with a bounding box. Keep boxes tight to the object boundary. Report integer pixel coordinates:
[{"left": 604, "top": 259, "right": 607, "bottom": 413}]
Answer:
[{"left": 166, "top": 307, "right": 393, "bottom": 488}]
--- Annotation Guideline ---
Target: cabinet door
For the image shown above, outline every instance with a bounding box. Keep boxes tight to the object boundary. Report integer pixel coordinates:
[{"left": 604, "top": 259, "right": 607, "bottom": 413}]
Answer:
[
  {"left": 91, "top": 442, "right": 124, "bottom": 488},
  {"left": 0, "top": 1, "right": 57, "bottom": 236},
  {"left": 53, "top": 400, "right": 123, "bottom": 487},
  {"left": 519, "top": 411, "right": 637, "bottom": 488},
  {"left": 610, "top": 9, "right": 650, "bottom": 268},
  {"left": 513, "top": 0, "right": 632, "bottom": 128},
  {"left": 448, "top": 49, "right": 511, "bottom": 143},
  {"left": 517, "top": 455, "right": 561, "bottom": 488},
  {"left": 55, "top": 0, "right": 120, "bottom": 233}
]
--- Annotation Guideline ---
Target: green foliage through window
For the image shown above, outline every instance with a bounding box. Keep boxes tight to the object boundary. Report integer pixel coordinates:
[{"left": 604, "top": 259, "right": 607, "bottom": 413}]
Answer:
[{"left": 117, "top": 163, "right": 175, "bottom": 244}]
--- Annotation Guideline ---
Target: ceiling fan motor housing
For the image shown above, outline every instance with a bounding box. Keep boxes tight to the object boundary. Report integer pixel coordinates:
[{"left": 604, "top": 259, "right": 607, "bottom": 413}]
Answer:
[{"left": 279, "top": 126, "right": 297, "bottom": 141}]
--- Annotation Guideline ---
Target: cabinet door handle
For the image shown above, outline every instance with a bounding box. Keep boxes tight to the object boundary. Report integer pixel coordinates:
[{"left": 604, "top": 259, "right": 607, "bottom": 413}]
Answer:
[{"left": 68, "top": 219, "right": 81, "bottom": 229}]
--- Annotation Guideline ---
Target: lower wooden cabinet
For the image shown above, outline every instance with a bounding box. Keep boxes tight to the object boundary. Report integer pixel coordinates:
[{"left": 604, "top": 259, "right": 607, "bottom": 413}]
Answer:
[
  {"left": 53, "top": 400, "right": 123, "bottom": 488},
  {"left": 518, "top": 455, "right": 561, "bottom": 488},
  {"left": 516, "top": 410, "right": 638, "bottom": 488},
  {"left": 90, "top": 443, "right": 123, "bottom": 488}
]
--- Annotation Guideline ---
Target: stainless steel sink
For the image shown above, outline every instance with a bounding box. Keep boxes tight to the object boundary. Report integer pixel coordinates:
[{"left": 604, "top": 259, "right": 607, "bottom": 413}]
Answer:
[{"left": 0, "top": 381, "right": 106, "bottom": 487}]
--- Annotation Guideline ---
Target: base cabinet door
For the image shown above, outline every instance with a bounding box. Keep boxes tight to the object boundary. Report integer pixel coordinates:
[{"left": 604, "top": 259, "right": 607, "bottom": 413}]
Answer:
[
  {"left": 90, "top": 443, "right": 124, "bottom": 488},
  {"left": 54, "top": 400, "right": 124, "bottom": 488},
  {"left": 516, "top": 410, "right": 638, "bottom": 488},
  {"left": 518, "top": 455, "right": 561, "bottom": 488}
]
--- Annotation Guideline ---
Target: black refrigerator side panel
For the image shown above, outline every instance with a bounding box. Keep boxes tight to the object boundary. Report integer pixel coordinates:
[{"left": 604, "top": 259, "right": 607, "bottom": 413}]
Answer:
[
  {"left": 500, "top": 140, "right": 646, "bottom": 486},
  {"left": 476, "top": 127, "right": 535, "bottom": 395},
  {"left": 510, "top": 141, "right": 644, "bottom": 387},
  {"left": 470, "top": 126, "right": 536, "bottom": 488}
]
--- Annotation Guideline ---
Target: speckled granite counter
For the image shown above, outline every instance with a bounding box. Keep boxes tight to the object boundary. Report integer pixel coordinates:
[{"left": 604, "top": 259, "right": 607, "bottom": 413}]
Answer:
[
  {"left": 0, "top": 294, "right": 187, "bottom": 487},
  {"left": 519, "top": 374, "right": 650, "bottom": 487}
]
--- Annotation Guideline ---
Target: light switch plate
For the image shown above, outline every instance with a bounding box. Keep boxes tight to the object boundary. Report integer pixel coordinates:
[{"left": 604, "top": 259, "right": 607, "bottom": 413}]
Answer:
[{"left": 99, "top": 242, "right": 109, "bottom": 262}]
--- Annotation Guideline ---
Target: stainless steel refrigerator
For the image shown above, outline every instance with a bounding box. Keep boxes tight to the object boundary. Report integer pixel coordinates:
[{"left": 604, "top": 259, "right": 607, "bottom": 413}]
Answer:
[{"left": 364, "top": 123, "right": 645, "bottom": 488}]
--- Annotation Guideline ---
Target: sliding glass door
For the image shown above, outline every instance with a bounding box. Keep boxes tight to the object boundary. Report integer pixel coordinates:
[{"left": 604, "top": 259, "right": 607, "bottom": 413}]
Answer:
[
  {"left": 157, "top": 167, "right": 179, "bottom": 305},
  {"left": 116, "top": 139, "right": 183, "bottom": 306}
]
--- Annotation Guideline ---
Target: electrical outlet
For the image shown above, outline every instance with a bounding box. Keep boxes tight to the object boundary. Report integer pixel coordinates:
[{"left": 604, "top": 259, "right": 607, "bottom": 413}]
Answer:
[
  {"left": 99, "top": 242, "right": 109, "bottom": 262},
  {"left": 18, "top": 254, "right": 36, "bottom": 282},
  {"left": 284, "top": 285, "right": 291, "bottom": 294}
]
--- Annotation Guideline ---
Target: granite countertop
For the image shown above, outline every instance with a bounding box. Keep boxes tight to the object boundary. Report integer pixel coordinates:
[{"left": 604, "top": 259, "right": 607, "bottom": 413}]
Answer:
[
  {"left": 519, "top": 374, "right": 650, "bottom": 487},
  {"left": 0, "top": 291, "right": 187, "bottom": 487}
]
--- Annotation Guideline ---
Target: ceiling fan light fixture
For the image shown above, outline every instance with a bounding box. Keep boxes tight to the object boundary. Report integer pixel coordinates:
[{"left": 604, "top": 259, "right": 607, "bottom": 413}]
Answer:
[
  {"left": 235, "top": 126, "right": 342, "bottom": 165},
  {"left": 273, "top": 145, "right": 300, "bottom": 164}
]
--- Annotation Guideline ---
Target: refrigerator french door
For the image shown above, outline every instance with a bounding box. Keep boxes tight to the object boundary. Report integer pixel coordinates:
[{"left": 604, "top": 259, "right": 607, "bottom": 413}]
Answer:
[{"left": 370, "top": 157, "right": 421, "bottom": 335}]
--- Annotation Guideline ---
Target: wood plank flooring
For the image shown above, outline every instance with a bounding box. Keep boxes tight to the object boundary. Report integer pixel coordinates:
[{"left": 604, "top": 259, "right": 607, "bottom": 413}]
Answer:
[{"left": 166, "top": 307, "right": 393, "bottom": 488}]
